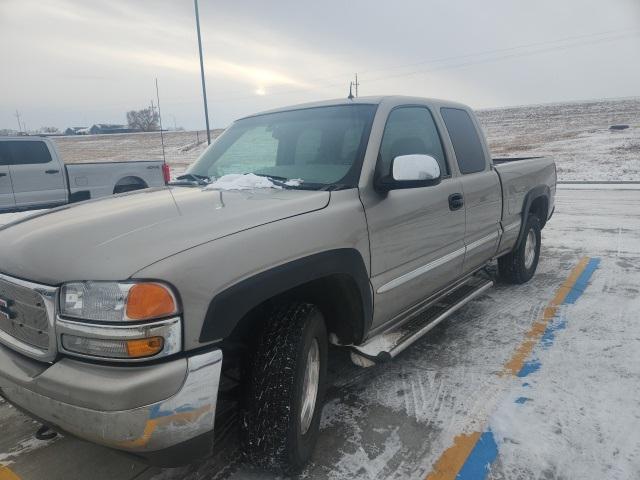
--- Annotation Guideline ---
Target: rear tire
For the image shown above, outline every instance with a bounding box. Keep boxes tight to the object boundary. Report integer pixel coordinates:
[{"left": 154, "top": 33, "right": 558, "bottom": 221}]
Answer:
[
  {"left": 241, "top": 303, "right": 327, "bottom": 474},
  {"left": 498, "top": 215, "right": 541, "bottom": 284}
]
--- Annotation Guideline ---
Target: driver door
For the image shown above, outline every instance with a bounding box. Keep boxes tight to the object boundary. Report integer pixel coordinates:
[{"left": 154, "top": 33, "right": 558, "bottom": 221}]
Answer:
[{"left": 361, "top": 106, "right": 466, "bottom": 330}]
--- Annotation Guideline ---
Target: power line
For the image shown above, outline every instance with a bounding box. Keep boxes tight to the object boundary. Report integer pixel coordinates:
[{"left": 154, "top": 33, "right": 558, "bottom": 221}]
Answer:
[
  {"left": 30, "top": 27, "right": 640, "bottom": 121},
  {"left": 357, "top": 27, "right": 640, "bottom": 77},
  {"left": 199, "top": 29, "right": 640, "bottom": 104},
  {"left": 364, "top": 31, "right": 640, "bottom": 85}
]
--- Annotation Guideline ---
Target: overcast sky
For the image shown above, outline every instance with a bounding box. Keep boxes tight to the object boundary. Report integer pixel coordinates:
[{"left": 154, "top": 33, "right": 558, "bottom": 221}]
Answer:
[{"left": 1, "top": 0, "right": 639, "bottom": 131}]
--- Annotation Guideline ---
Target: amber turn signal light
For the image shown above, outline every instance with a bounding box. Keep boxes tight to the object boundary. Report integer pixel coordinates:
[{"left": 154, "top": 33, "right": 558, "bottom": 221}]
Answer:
[
  {"left": 126, "top": 283, "right": 177, "bottom": 320},
  {"left": 126, "top": 337, "right": 164, "bottom": 358}
]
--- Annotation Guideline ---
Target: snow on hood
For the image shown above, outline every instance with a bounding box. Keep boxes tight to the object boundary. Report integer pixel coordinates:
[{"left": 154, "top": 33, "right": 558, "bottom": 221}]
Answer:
[{"left": 204, "top": 173, "right": 303, "bottom": 191}]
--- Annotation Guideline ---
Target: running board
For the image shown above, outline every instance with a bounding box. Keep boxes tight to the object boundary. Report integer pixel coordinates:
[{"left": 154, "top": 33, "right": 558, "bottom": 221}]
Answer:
[{"left": 351, "top": 277, "right": 494, "bottom": 366}]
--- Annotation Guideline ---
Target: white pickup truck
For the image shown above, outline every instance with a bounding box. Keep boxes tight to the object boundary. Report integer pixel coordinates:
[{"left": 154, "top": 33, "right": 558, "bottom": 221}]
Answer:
[{"left": 0, "top": 137, "right": 170, "bottom": 212}]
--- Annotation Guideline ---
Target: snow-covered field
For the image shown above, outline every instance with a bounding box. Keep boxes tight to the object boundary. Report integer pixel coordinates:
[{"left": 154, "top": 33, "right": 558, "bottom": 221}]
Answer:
[
  {"left": 1, "top": 186, "right": 639, "bottom": 480},
  {"left": 47, "top": 98, "right": 640, "bottom": 182},
  {"left": 477, "top": 98, "right": 640, "bottom": 181}
]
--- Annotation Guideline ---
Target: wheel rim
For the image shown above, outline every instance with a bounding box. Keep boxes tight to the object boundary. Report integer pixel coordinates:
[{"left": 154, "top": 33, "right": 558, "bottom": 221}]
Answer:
[
  {"left": 300, "top": 338, "right": 320, "bottom": 435},
  {"left": 524, "top": 228, "right": 537, "bottom": 269}
]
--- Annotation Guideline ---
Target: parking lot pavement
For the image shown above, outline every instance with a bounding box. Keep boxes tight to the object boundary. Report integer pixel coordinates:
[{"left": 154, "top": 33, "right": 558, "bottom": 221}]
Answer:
[{"left": 1, "top": 186, "right": 639, "bottom": 480}]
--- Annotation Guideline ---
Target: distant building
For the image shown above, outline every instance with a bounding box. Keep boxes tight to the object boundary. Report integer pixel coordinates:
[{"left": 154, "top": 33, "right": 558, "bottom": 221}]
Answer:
[
  {"left": 88, "top": 124, "right": 138, "bottom": 135},
  {"left": 64, "top": 124, "right": 140, "bottom": 135},
  {"left": 64, "top": 127, "right": 88, "bottom": 135}
]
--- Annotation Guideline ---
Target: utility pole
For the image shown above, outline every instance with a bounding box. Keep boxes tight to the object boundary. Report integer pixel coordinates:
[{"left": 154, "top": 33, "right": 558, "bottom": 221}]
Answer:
[
  {"left": 194, "top": 0, "right": 211, "bottom": 145},
  {"left": 15, "top": 110, "right": 23, "bottom": 133},
  {"left": 354, "top": 73, "right": 359, "bottom": 97}
]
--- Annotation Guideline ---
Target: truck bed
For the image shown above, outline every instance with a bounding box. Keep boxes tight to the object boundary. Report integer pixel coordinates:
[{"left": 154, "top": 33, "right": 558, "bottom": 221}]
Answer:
[
  {"left": 493, "top": 156, "right": 556, "bottom": 256},
  {"left": 65, "top": 160, "right": 166, "bottom": 199}
]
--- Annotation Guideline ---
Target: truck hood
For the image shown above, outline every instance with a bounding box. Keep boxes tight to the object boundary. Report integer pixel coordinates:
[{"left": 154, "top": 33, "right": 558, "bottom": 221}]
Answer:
[{"left": 0, "top": 186, "right": 330, "bottom": 284}]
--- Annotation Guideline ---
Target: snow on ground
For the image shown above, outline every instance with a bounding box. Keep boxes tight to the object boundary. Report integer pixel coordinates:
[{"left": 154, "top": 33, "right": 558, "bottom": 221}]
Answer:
[{"left": 477, "top": 98, "right": 640, "bottom": 181}]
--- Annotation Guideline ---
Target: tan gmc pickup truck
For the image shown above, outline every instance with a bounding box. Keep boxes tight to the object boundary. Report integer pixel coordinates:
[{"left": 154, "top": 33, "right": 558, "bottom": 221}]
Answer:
[{"left": 0, "top": 96, "right": 555, "bottom": 473}]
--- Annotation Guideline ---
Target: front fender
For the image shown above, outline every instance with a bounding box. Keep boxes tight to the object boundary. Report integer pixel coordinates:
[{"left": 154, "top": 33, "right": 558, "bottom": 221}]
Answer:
[{"left": 199, "top": 248, "right": 372, "bottom": 342}]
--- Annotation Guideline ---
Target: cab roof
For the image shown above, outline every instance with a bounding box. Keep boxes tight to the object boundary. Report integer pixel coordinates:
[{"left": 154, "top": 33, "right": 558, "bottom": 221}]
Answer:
[{"left": 240, "top": 95, "right": 472, "bottom": 120}]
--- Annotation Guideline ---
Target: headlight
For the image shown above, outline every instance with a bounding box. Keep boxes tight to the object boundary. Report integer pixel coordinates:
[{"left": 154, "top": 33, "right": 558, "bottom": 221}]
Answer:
[
  {"left": 57, "top": 281, "right": 181, "bottom": 362},
  {"left": 60, "top": 281, "right": 178, "bottom": 322}
]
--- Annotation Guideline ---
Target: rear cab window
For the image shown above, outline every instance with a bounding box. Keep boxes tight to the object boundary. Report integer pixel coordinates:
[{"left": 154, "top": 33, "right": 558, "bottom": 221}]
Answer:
[{"left": 440, "top": 108, "right": 487, "bottom": 174}]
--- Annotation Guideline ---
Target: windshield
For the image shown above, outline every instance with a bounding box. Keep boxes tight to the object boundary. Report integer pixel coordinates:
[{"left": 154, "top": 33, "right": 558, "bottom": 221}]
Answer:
[{"left": 187, "top": 104, "right": 377, "bottom": 189}]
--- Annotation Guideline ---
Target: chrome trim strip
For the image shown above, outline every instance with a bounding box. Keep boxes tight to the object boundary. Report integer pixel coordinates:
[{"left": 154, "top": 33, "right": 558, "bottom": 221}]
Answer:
[
  {"left": 377, "top": 229, "right": 501, "bottom": 294},
  {"left": 0, "top": 272, "right": 58, "bottom": 362},
  {"left": 466, "top": 230, "right": 500, "bottom": 252},
  {"left": 377, "top": 247, "right": 466, "bottom": 294},
  {"left": 504, "top": 221, "right": 520, "bottom": 233},
  {"left": 56, "top": 316, "right": 182, "bottom": 363}
]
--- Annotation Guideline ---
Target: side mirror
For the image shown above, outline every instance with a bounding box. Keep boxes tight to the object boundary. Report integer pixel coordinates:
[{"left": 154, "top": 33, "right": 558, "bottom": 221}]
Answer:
[{"left": 376, "top": 154, "right": 442, "bottom": 192}]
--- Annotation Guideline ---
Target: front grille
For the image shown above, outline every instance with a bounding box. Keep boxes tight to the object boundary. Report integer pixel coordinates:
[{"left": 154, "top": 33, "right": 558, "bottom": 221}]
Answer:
[{"left": 0, "top": 277, "right": 51, "bottom": 350}]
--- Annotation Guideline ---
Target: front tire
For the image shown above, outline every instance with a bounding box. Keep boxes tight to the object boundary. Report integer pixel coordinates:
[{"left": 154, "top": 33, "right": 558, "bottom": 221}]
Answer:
[
  {"left": 498, "top": 215, "right": 542, "bottom": 284},
  {"left": 241, "top": 303, "right": 327, "bottom": 474}
]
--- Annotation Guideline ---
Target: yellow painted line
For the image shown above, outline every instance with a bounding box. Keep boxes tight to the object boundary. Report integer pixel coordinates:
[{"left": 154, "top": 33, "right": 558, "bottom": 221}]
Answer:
[
  {"left": 502, "top": 257, "right": 590, "bottom": 376},
  {"left": 0, "top": 465, "right": 21, "bottom": 480},
  {"left": 424, "top": 257, "right": 592, "bottom": 479},
  {"left": 425, "top": 432, "right": 481, "bottom": 480}
]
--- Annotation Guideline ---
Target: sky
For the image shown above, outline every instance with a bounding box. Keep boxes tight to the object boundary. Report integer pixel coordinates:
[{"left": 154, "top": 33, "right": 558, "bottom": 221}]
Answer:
[{"left": 1, "top": 0, "right": 639, "bottom": 131}]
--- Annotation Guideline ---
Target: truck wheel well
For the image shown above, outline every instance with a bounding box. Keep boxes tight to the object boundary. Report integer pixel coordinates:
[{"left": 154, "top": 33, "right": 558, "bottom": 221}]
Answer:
[
  {"left": 227, "top": 274, "right": 366, "bottom": 349},
  {"left": 529, "top": 195, "right": 549, "bottom": 228},
  {"left": 113, "top": 176, "right": 148, "bottom": 194}
]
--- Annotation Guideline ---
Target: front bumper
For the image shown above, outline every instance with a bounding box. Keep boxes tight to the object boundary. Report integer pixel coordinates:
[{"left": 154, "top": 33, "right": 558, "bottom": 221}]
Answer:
[{"left": 0, "top": 345, "right": 222, "bottom": 455}]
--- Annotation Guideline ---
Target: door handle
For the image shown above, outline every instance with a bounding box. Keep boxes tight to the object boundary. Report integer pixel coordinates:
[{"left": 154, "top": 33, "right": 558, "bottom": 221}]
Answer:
[
  {"left": 448, "top": 193, "right": 464, "bottom": 211},
  {"left": 45, "top": 169, "right": 60, "bottom": 174}
]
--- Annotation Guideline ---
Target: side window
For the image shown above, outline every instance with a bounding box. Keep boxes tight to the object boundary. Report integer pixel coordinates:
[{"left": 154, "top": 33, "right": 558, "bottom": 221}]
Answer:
[
  {"left": 7, "top": 141, "right": 53, "bottom": 165},
  {"left": 440, "top": 108, "right": 486, "bottom": 174},
  {"left": 378, "top": 107, "right": 448, "bottom": 177}
]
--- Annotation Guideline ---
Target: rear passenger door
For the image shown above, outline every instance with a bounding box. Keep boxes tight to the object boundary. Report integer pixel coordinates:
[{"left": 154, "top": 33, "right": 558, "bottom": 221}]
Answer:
[
  {"left": 0, "top": 143, "right": 16, "bottom": 211},
  {"left": 440, "top": 108, "right": 501, "bottom": 274},
  {"left": 362, "top": 106, "right": 466, "bottom": 329},
  {"left": 7, "top": 140, "right": 67, "bottom": 208}
]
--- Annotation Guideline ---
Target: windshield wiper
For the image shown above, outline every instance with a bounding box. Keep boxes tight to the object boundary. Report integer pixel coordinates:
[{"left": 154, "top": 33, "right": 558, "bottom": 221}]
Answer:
[
  {"left": 171, "top": 173, "right": 211, "bottom": 185},
  {"left": 251, "top": 173, "right": 289, "bottom": 181}
]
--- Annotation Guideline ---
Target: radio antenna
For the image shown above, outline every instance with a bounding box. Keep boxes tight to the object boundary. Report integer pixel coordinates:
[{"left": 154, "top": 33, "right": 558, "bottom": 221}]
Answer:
[{"left": 155, "top": 78, "right": 166, "bottom": 164}]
